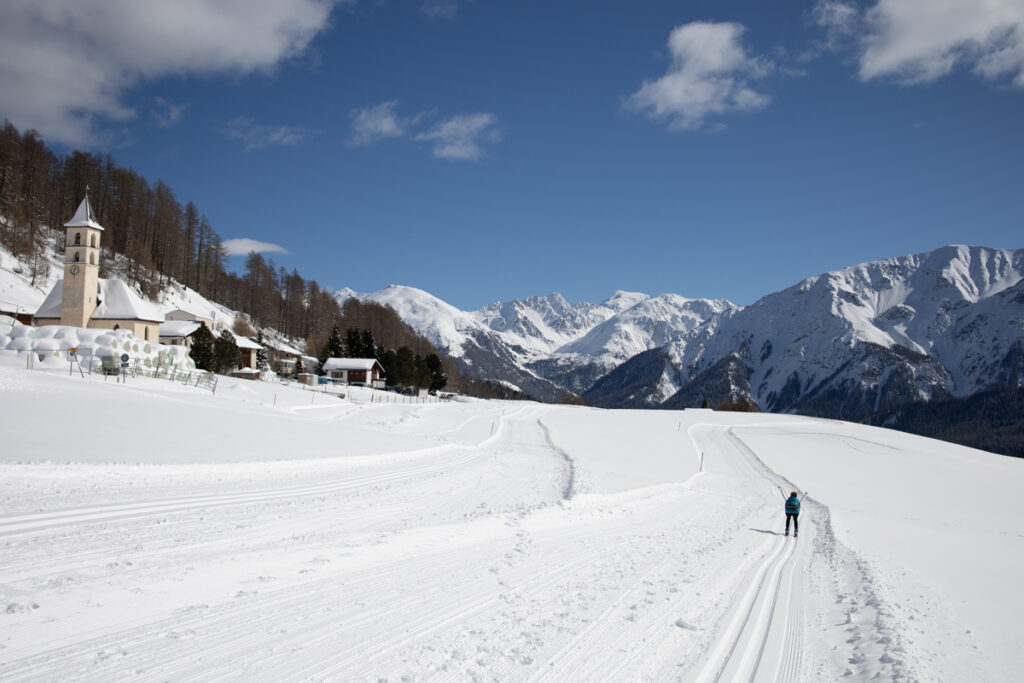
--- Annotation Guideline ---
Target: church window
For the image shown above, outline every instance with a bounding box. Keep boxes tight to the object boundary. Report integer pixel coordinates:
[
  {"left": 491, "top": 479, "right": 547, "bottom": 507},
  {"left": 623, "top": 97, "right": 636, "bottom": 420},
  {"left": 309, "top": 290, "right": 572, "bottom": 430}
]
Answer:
[
  {"left": 90, "top": 234, "right": 97, "bottom": 247},
  {"left": 73, "top": 252, "right": 80, "bottom": 262},
  {"left": 90, "top": 253, "right": 96, "bottom": 265},
  {"left": 74, "top": 233, "right": 81, "bottom": 245},
  {"left": 145, "top": 327, "right": 150, "bottom": 341}
]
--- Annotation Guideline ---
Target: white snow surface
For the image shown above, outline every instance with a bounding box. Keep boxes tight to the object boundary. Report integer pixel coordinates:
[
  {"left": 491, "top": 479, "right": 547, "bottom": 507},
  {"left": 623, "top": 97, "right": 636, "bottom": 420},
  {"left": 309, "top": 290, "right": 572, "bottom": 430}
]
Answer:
[{"left": 1, "top": 355, "right": 1021, "bottom": 681}]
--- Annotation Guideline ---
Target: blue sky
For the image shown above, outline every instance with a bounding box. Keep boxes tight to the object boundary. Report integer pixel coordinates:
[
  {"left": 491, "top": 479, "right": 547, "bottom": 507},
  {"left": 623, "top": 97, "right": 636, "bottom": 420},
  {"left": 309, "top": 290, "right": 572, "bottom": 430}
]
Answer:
[{"left": 2, "top": 0, "right": 1022, "bottom": 311}]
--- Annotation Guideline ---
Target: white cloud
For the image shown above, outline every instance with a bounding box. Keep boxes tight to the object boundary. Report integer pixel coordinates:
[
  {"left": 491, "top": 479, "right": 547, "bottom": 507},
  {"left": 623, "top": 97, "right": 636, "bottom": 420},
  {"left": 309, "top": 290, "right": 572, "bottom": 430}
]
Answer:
[
  {"left": 627, "top": 22, "right": 774, "bottom": 131},
  {"left": 814, "top": 0, "right": 1024, "bottom": 87},
  {"left": 153, "top": 98, "right": 187, "bottom": 127},
  {"left": 224, "top": 117, "right": 316, "bottom": 150},
  {"left": 811, "top": 0, "right": 863, "bottom": 52},
  {"left": 414, "top": 113, "right": 501, "bottom": 161},
  {"left": 222, "top": 238, "right": 290, "bottom": 257},
  {"left": 0, "top": 0, "right": 340, "bottom": 146},
  {"left": 348, "top": 101, "right": 420, "bottom": 146}
]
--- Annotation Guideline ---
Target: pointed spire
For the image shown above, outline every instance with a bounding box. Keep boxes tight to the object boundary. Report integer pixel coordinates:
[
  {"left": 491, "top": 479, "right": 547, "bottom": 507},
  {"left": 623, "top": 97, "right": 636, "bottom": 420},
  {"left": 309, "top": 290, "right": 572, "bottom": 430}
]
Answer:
[{"left": 65, "top": 187, "right": 104, "bottom": 230}]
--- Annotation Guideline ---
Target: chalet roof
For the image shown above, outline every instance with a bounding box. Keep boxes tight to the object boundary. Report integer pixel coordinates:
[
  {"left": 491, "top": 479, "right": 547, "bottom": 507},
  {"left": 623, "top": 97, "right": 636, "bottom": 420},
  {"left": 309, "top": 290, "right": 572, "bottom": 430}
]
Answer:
[
  {"left": 64, "top": 192, "right": 104, "bottom": 231},
  {"left": 35, "top": 278, "right": 165, "bottom": 322},
  {"left": 159, "top": 320, "right": 202, "bottom": 338},
  {"left": 227, "top": 330, "right": 262, "bottom": 350},
  {"left": 322, "top": 357, "right": 382, "bottom": 372},
  {"left": 259, "top": 337, "right": 303, "bottom": 356},
  {"left": 168, "top": 307, "right": 217, "bottom": 321}
]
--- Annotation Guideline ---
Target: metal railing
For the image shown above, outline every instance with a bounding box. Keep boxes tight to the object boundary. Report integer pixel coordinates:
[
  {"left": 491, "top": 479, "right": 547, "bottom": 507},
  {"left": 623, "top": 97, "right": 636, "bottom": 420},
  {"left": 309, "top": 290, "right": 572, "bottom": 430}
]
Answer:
[{"left": 128, "top": 360, "right": 218, "bottom": 392}]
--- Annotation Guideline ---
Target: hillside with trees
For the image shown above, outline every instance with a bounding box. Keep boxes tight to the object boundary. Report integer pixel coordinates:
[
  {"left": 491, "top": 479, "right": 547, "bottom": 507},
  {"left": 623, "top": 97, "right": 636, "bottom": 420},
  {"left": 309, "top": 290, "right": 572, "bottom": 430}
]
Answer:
[{"left": 0, "top": 120, "right": 517, "bottom": 400}]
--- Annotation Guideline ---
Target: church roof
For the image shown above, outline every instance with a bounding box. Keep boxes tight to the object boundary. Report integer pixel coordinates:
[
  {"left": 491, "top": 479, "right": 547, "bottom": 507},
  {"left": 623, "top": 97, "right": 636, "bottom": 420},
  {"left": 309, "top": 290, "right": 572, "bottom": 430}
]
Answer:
[
  {"left": 34, "top": 281, "right": 64, "bottom": 318},
  {"left": 64, "top": 192, "right": 104, "bottom": 231},
  {"left": 93, "top": 279, "right": 164, "bottom": 322},
  {"left": 35, "top": 278, "right": 164, "bottom": 323}
]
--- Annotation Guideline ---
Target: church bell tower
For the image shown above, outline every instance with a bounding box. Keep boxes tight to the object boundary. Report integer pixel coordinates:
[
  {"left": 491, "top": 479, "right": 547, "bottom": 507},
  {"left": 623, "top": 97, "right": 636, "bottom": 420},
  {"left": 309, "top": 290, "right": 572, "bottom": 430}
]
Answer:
[{"left": 60, "top": 189, "right": 104, "bottom": 328}]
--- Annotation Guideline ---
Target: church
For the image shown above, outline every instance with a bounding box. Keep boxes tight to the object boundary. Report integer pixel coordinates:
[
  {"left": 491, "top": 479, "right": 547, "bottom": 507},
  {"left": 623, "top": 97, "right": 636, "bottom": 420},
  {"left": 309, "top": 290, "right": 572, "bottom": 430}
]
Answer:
[{"left": 34, "top": 191, "right": 164, "bottom": 341}]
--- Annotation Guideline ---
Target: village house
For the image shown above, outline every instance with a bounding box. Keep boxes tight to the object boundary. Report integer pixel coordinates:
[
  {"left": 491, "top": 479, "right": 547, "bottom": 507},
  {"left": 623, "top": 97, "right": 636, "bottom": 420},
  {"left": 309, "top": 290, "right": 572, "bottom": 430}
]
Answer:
[
  {"left": 158, "top": 320, "right": 205, "bottom": 349},
  {"left": 34, "top": 191, "right": 164, "bottom": 340},
  {"left": 165, "top": 307, "right": 219, "bottom": 331},
  {"left": 225, "top": 330, "right": 263, "bottom": 370},
  {"left": 322, "top": 358, "right": 386, "bottom": 388}
]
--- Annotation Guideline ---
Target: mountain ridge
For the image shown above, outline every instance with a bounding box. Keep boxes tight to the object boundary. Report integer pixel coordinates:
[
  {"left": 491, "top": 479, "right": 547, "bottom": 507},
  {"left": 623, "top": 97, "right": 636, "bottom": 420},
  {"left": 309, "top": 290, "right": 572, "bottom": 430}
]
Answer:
[{"left": 342, "top": 245, "right": 1024, "bottom": 455}]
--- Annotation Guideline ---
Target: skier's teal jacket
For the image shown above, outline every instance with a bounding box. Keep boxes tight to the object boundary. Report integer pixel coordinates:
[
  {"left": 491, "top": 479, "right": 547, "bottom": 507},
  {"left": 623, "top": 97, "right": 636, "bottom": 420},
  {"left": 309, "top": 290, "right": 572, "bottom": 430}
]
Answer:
[{"left": 785, "top": 495, "right": 800, "bottom": 514}]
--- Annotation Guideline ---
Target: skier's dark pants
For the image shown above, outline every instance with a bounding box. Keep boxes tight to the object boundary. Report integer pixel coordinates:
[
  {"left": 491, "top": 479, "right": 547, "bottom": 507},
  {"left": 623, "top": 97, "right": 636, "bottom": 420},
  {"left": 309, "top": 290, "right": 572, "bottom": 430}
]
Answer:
[{"left": 785, "top": 513, "right": 799, "bottom": 534}]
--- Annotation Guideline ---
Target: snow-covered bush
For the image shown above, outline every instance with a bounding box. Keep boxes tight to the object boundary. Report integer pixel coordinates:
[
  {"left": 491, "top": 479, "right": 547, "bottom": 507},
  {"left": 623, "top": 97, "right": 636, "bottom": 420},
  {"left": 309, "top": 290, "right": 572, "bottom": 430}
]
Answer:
[{"left": 0, "top": 325, "right": 195, "bottom": 372}]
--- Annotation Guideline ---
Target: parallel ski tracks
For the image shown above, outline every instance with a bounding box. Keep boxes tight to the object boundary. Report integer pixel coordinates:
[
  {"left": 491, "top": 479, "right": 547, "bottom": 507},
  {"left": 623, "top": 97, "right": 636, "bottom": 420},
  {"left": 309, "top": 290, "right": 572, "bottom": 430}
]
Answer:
[
  {"left": 0, "top": 441, "right": 500, "bottom": 540},
  {"left": 688, "top": 426, "right": 808, "bottom": 683}
]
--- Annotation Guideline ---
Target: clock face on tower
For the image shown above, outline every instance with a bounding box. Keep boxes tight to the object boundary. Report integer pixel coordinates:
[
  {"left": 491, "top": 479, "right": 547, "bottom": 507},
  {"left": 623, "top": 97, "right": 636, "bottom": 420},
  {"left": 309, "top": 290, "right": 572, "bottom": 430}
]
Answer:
[{"left": 69, "top": 264, "right": 80, "bottom": 276}]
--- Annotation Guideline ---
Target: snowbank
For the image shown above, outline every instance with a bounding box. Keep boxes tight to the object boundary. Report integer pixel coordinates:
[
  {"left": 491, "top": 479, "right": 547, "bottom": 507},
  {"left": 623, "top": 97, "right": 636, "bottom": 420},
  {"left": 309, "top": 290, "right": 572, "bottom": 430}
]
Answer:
[{"left": 0, "top": 324, "right": 193, "bottom": 372}]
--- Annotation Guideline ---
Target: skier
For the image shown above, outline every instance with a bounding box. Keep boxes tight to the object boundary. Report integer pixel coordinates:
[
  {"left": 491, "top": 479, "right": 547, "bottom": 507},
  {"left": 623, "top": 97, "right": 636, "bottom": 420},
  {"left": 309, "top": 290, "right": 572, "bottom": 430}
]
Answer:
[{"left": 783, "top": 490, "right": 801, "bottom": 537}]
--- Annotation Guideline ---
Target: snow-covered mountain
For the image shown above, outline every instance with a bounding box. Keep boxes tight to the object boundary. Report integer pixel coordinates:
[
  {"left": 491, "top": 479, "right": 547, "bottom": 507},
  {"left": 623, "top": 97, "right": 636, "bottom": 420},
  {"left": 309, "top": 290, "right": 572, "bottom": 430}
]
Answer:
[
  {"left": 588, "top": 246, "right": 1024, "bottom": 418},
  {"left": 345, "top": 246, "right": 1023, "bottom": 455},
  {"left": 344, "top": 285, "right": 735, "bottom": 401}
]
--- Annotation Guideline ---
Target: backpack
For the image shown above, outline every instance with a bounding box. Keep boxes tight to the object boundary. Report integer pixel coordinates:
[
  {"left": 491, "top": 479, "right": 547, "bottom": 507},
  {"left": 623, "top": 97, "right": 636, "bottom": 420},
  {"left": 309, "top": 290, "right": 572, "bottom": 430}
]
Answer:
[{"left": 785, "top": 496, "right": 800, "bottom": 514}]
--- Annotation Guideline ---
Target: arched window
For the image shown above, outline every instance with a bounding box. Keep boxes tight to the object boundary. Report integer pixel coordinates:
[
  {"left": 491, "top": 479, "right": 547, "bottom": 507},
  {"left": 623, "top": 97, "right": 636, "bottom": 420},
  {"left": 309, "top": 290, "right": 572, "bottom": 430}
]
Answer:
[
  {"left": 74, "top": 233, "right": 81, "bottom": 245},
  {"left": 113, "top": 324, "right": 120, "bottom": 331},
  {"left": 90, "top": 234, "right": 96, "bottom": 248},
  {"left": 145, "top": 327, "right": 150, "bottom": 341},
  {"left": 73, "top": 252, "right": 80, "bottom": 262},
  {"left": 89, "top": 253, "right": 96, "bottom": 265}
]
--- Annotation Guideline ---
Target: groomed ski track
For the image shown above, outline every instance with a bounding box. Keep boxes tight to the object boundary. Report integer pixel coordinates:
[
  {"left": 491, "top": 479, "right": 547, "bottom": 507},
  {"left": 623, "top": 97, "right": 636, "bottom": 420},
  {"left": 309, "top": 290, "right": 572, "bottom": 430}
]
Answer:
[{"left": 1, "top": 405, "right": 866, "bottom": 681}]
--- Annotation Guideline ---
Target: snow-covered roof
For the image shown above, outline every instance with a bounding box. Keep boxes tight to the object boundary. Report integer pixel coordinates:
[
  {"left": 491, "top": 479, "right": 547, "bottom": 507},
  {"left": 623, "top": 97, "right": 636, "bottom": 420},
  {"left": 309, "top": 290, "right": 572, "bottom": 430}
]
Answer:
[
  {"left": 34, "top": 281, "right": 64, "bottom": 319},
  {"left": 167, "top": 307, "right": 217, "bottom": 321},
  {"left": 259, "top": 336, "right": 302, "bottom": 356},
  {"left": 322, "top": 358, "right": 381, "bottom": 372},
  {"left": 159, "top": 320, "right": 202, "bottom": 338},
  {"left": 64, "top": 193, "right": 104, "bottom": 231},
  {"left": 227, "top": 330, "right": 262, "bottom": 350},
  {"left": 35, "top": 278, "right": 165, "bottom": 322},
  {"left": 94, "top": 279, "right": 164, "bottom": 322}
]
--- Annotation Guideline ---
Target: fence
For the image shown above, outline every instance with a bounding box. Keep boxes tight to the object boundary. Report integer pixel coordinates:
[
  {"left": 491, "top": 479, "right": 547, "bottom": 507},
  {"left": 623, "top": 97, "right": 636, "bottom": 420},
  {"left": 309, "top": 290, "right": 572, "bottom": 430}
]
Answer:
[{"left": 128, "top": 359, "right": 218, "bottom": 392}]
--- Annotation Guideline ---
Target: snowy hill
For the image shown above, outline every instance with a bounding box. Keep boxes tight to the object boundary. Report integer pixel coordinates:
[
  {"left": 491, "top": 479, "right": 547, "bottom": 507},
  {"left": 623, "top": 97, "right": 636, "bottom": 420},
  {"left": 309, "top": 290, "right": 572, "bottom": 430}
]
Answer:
[{"left": 1, "top": 355, "right": 1022, "bottom": 680}]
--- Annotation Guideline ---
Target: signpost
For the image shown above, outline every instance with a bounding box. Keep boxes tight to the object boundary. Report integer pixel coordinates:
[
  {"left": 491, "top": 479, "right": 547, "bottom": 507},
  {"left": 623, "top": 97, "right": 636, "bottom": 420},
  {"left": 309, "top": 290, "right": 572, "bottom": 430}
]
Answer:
[
  {"left": 120, "top": 353, "right": 130, "bottom": 382},
  {"left": 68, "top": 347, "right": 84, "bottom": 378}
]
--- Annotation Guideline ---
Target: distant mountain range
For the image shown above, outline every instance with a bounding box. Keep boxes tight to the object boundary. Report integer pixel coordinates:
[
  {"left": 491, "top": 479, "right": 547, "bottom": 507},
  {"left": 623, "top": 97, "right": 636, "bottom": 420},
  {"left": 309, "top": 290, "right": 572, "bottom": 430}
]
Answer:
[{"left": 341, "top": 245, "right": 1024, "bottom": 456}]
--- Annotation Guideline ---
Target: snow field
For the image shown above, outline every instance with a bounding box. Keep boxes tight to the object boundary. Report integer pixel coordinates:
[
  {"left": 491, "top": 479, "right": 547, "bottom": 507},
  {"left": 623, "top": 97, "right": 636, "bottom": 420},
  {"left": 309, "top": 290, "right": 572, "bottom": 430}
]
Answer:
[{"left": 2, "top": 354, "right": 1023, "bottom": 681}]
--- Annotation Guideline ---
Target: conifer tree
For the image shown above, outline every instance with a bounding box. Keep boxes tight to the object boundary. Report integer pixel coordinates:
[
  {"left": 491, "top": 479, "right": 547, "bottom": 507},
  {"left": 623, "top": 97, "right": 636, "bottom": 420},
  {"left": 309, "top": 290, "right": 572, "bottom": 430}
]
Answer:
[
  {"left": 189, "top": 323, "right": 216, "bottom": 371},
  {"left": 346, "top": 328, "right": 362, "bottom": 357},
  {"left": 426, "top": 353, "right": 447, "bottom": 392},
  {"left": 255, "top": 331, "right": 269, "bottom": 371},
  {"left": 360, "top": 329, "right": 376, "bottom": 358},
  {"left": 319, "top": 325, "right": 345, "bottom": 367},
  {"left": 214, "top": 330, "right": 241, "bottom": 374}
]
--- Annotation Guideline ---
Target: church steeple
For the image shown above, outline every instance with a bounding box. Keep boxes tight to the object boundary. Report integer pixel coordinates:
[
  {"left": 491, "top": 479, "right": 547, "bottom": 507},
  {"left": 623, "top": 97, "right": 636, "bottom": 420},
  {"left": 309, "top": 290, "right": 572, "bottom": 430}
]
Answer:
[
  {"left": 60, "top": 188, "right": 103, "bottom": 327},
  {"left": 65, "top": 187, "right": 104, "bottom": 231}
]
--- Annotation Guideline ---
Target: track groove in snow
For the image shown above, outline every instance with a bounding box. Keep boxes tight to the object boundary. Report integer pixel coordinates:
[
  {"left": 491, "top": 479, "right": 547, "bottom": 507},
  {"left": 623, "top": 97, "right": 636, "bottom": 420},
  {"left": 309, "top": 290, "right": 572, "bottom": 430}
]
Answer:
[{"left": 4, "top": 366, "right": 1018, "bottom": 680}]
